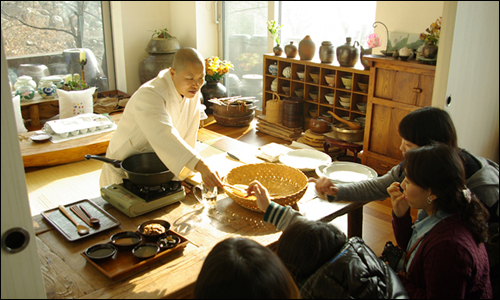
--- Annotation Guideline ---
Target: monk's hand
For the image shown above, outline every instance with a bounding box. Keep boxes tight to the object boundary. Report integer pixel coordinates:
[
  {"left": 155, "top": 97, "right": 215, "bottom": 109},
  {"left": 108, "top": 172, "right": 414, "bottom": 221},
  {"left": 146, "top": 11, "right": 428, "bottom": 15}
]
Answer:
[
  {"left": 195, "top": 160, "right": 223, "bottom": 188},
  {"left": 308, "top": 177, "right": 338, "bottom": 196},
  {"left": 247, "top": 180, "right": 271, "bottom": 212},
  {"left": 387, "top": 182, "right": 409, "bottom": 218}
]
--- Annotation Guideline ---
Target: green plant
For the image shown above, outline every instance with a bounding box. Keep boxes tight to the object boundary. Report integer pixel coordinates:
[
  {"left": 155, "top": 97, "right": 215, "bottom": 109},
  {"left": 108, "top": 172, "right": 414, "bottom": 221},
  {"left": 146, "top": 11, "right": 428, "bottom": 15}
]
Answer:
[
  {"left": 419, "top": 17, "right": 441, "bottom": 45},
  {"left": 266, "top": 20, "right": 283, "bottom": 45},
  {"left": 151, "top": 28, "right": 171, "bottom": 39},
  {"left": 63, "top": 74, "right": 89, "bottom": 90}
]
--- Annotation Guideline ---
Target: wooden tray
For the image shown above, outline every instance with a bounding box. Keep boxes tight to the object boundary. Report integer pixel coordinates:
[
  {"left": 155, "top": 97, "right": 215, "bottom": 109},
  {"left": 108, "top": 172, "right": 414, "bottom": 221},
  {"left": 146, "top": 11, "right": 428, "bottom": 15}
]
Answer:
[
  {"left": 41, "top": 199, "right": 120, "bottom": 242},
  {"left": 81, "top": 230, "right": 190, "bottom": 280}
]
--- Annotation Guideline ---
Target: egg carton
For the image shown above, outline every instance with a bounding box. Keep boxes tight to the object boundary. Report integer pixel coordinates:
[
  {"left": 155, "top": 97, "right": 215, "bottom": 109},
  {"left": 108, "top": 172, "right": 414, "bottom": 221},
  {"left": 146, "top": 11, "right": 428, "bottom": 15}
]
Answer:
[{"left": 43, "top": 113, "right": 114, "bottom": 138}]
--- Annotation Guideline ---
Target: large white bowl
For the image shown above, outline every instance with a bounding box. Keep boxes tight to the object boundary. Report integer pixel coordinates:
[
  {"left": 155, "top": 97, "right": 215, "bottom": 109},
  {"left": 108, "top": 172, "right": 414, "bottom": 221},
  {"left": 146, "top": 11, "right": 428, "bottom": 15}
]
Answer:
[
  {"left": 325, "top": 93, "right": 335, "bottom": 104},
  {"left": 280, "top": 149, "right": 332, "bottom": 172},
  {"left": 315, "top": 162, "right": 377, "bottom": 184}
]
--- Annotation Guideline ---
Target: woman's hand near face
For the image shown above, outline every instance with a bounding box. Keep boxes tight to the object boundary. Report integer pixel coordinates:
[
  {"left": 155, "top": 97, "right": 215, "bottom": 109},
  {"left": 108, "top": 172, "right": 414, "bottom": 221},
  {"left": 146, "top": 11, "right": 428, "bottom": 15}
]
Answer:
[
  {"left": 308, "top": 177, "right": 338, "bottom": 196},
  {"left": 247, "top": 180, "right": 271, "bottom": 212},
  {"left": 387, "top": 182, "right": 410, "bottom": 218}
]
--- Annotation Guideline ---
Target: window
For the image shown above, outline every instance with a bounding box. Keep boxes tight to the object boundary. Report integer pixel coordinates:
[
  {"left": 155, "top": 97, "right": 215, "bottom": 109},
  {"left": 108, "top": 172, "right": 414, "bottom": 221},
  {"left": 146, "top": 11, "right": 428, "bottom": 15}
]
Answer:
[
  {"left": 221, "top": 1, "right": 376, "bottom": 111},
  {"left": 1, "top": 1, "right": 113, "bottom": 92}
]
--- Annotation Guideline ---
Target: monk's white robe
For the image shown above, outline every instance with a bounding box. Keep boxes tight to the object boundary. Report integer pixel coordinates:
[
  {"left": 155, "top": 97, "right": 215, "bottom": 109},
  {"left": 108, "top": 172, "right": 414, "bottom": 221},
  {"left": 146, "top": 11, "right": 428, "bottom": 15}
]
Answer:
[{"left": 99, "top": 68, "right": 201, "bottom": 187}]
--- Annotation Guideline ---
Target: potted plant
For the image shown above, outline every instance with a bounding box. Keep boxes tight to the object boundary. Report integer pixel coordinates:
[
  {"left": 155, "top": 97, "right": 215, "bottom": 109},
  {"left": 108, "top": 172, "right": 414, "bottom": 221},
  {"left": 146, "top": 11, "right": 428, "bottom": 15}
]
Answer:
[
  {"left": 419, "top": 17, "right": 441, "bottom": 59},
  {"left": 266, "top": 20, "right": 283, "bottom": 56}
]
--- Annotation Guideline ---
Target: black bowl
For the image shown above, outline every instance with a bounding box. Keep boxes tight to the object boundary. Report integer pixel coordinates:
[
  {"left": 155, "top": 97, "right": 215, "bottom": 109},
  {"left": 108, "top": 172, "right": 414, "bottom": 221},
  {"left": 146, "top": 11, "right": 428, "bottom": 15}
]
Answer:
[
  {"left": 110, "top": 231, "right": 142, "bottom": 248},
  {"left": 399, "top": 55, "right": 410, "bottom": 61},
  {"left": 137, "top": 219, "right": 171, "bottom": 241},
  {"left": 132, "top": 243, "right": 159, "bottom": 260},
  {"left": 158, "top": 235, "right": 180, "bottom": 250},
  {"left": 85, "top": 243, "right": 117, "bottom": 260}
]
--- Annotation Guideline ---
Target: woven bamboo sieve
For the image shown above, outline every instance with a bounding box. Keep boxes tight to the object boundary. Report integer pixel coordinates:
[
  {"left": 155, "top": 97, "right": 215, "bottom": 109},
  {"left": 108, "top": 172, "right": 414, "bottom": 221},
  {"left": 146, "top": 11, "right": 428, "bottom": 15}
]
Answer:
[
  {"left": 266, "top": 93, "right": 283, "bottom": 124},
  {"left": 223, "top": 163, "right": 308, "bottom": 212}
]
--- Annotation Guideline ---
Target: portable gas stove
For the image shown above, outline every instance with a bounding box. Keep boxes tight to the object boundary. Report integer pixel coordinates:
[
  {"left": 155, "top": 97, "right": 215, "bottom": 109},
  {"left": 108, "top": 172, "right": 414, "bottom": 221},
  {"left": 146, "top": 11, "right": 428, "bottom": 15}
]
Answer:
[{"left": 100, "top": 179, "right": 185, "bottom": 217}]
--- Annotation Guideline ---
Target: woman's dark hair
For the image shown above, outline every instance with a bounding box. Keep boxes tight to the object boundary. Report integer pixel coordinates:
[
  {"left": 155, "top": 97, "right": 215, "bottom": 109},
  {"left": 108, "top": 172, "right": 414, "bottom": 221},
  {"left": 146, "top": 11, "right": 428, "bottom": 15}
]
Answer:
[
  {"left": 399, "top": 106, "right": 458, "bottom": 148},
  {"left": 404, "top": 143, "right": 489, "bottom": 244},
  {"left": 276, "top": 219, "right": 347, "bottom": 283},
  {"left": 193, "top": 237, "right": 300, "bottom": 299}
]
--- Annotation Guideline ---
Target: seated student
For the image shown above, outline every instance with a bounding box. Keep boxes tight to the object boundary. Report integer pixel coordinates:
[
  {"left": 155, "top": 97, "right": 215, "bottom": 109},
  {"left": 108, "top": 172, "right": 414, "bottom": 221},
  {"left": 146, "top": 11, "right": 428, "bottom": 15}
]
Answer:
[
  {"left": 311, "top": 107, "right": 499, "bottom": 225},
  {"left": 387, "top": 142, "right": 492, "bottom": 298},
  {"left": 248, "top": 182, "right": 408, "bottom": 299},
  {"left": 193, "top": 237, "right": 300, "bottom": 299}
]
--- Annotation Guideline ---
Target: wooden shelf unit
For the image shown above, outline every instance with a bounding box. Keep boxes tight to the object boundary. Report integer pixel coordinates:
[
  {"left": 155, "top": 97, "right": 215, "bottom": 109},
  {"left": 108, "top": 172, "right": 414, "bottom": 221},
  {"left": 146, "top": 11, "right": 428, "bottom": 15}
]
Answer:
[
  {"left": 362, "top": 55, "right": 436, "bottom": 174},
  {"left": 263, "top": 54, "right": 370, "bottom": 130}
]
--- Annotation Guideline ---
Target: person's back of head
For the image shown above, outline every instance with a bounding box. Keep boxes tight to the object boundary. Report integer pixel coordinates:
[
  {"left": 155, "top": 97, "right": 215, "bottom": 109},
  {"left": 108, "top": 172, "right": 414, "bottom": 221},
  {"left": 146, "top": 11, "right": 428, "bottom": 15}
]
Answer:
[
  {"left": 404, "top": 142, "right": 490, "bottom": 244},
  {"left": 193, "top": 237, "right": 299, "bottom": 299},
  {"left": 398, "top": 106, "right": 458, "bottom": 148},
  {"left": 276, "top": 219, "right": 346, "bottom": 284}
]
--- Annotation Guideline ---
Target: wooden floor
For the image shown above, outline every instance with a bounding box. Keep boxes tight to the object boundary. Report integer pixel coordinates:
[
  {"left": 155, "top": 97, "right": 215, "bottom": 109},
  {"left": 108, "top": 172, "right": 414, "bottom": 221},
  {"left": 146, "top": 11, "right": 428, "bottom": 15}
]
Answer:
[{"left": 25, "top": 116, "right": 397, "bottom": 256}]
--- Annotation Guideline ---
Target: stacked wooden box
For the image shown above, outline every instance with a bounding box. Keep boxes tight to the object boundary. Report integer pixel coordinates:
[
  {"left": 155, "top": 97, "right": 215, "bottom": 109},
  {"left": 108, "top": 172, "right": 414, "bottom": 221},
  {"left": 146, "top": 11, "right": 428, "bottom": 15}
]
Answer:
[{"left": 255, "top": 115, "right": 302, "bottom": 142}]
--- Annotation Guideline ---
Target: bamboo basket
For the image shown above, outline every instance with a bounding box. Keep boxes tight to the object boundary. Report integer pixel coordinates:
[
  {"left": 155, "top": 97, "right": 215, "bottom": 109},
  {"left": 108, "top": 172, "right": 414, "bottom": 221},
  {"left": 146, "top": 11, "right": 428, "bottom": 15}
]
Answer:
[
  {"left": 266, "top": 93, "right": 283, "bottom": 124},
  {"left": 223, "top": 163, "right": 308, "bottom": 212}
]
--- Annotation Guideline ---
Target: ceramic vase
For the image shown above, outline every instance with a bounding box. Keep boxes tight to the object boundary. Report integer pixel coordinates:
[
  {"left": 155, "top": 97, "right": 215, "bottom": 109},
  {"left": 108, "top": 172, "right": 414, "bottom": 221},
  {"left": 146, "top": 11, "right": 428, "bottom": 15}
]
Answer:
[
  {"left": 336, "top": 37, "right": 360, "bottom": 67},
  {"left": 298, "top": 35, "right": 316, "bottom": 61},
  {"left": 37, "top": 79, "right": 57, "bottom": 99},
  {"left": 422, "top": 42, "right": 438, "bottom": 59},
  {"left": 201, "top": 81, "right": 228, "bottom": 114},
  {"left": 285, "top": 41, "right": 297, "bottom": 58},
  {"left": 360, "top": 46, "right": 372, "bottom": 70},
  {"left": 268, "top": 63, "right": 278, "bottom": 75},
  {"left": 319, "top": 41, "right": 334, "bottom": 63},
  {"left": 273, "top": 44, "right": 283, "bottom": 56},
  {"left": 139, "top": 37, "right": 182, "bottom": 84},
  {"left": 14, "top": 75, "right": 37, "bottom": 90},
  {"left": 15, "top": 80, "right": 35, "bottom": 101}
]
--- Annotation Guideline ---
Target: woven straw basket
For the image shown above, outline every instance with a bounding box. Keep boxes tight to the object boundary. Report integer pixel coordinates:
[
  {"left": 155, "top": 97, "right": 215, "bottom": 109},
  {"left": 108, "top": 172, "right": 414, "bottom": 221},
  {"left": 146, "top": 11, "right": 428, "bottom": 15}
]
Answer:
[
  {"left": 266, "top": 93, "right": 283, "bottom": 124},
  {"left": 224, "top": 163, "right": 308, "bottom": 212}
]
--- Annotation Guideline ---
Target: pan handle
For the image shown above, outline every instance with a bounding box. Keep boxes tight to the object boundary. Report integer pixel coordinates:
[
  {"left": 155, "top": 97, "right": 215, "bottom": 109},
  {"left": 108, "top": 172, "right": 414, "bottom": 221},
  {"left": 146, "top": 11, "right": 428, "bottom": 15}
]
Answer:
[{"left": 85, "top": 155, "right": 122, "bottom": 168}]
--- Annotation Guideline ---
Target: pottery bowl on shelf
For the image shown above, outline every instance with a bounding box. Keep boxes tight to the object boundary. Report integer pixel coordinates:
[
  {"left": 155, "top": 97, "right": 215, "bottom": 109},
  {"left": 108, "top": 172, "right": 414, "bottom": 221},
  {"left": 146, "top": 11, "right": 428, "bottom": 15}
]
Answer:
[
  {"left": 309, "top": 109, "right": 319, "bottom": 118},
  {"left": 357, "top": 82, "right": 368, "bottom": 93},
  {"left": 294, "top": 88, "right": 304, "bottom": 98},
  {"left": 341, "top": 76, "right": 352, "bottom": 89},
  {"left": 309, "top": 91, "right": 319, "bottom": 100},
  {"left": 339, "top": 94, "right": 351, "bottom": 103},
  {"left": 325, "top": 93, "right": 335, "bottom": 104},
  {"left": 296, "top": 71, "right": 305, "bottom": 81},
  {"left": 310, "top": 72, "right": 320, "bottom": 84},
  {"left": 356, "top": 103, "right": 367, "bottom": 112},
  {"left": 282, "top": 85, "right": 290, "bottom": 95},
  {"left": 325, "top": 74, "right": 336, "bottom": 87},
  {"left": 339, "top": 100, "right": 351, "bottom": 108}
]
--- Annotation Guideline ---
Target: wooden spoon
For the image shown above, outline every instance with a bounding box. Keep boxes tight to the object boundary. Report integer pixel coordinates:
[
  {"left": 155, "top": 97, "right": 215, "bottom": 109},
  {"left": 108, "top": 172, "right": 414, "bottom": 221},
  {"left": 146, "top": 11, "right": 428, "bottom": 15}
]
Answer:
[
  {"left": 328, "top": 111, "right": 362, "bottom": 130},
  {"left": 80, "top": 205, "right": 100, "bottom": 226},
  {"left": 58, "top": 205, "right": 89, "bottom": 235}
]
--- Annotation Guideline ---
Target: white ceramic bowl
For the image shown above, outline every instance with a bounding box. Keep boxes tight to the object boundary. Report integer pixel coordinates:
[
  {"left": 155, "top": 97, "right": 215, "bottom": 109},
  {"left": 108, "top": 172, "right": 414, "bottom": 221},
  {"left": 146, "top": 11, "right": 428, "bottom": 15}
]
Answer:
[
  {"left": 294, "top": 88, "right": 304, "bottom": 98},
  {"left": 282, "top": 85, "right": 290, "bottom": 95},
  {"left": 309, "top": 91, "right": 318, "bottom": 100},
  {"left": 325, "top": 93, "right": 335, "bottom": 104},
  {"left": 296, "top": 71, "right": 305, "bottom": 81},
  {"left": 341, "top": 76, "right": 352, "bottom": 89},
  {"left": 339, "top": 94, "right": 351, "bottom": 103},
  {"left": 339, "top": 100, "right": 350, "bottom": 108},
  {"left": 316, "top": 162, "right": 377, "bottom": 184},
  {"left": 325, "top": 74, "right": 336, "bottom": 87},
  {"left": 356, "top": 103, "right": 367, "bottom": 112},
  {"left": 310, "top": 72, "right": 320, "bottom": 84},
  {"left": 280, "top": 149, "right": 332, "bottom": 172},
  {"left": 357, "top": 82, "right": 368, "bottom": 93}
]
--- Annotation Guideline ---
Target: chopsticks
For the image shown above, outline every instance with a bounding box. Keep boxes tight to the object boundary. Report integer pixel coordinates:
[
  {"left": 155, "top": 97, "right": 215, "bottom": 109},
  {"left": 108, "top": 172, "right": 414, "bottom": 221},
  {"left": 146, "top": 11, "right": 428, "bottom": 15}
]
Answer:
[{"left": 70, "top": 205, "right": 92, "bottom": 227}]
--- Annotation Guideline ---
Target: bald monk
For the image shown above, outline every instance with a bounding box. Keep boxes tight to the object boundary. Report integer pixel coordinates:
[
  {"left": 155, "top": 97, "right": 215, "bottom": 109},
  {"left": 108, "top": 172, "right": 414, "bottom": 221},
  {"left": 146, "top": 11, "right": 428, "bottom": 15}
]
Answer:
[{"left": 99, "top": 47, "right": 222, "bottom": 188}]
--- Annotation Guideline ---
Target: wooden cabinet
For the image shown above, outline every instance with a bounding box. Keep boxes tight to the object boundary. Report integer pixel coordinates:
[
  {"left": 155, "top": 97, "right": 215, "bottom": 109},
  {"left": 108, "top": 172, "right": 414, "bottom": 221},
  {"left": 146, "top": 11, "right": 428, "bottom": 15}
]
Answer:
[
  {"left": 262, "top": 54, "right": 370, "bottom": 130},
  {"left": 362, "top": 55, "right": 436, "bottom": 174}
]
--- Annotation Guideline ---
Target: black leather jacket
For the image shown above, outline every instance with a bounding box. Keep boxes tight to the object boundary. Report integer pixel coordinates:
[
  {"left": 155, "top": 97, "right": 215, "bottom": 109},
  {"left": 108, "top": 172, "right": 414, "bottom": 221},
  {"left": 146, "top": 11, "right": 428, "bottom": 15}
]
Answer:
[{"left": 300, "top": 237, "right": 408, "bottom": 299}]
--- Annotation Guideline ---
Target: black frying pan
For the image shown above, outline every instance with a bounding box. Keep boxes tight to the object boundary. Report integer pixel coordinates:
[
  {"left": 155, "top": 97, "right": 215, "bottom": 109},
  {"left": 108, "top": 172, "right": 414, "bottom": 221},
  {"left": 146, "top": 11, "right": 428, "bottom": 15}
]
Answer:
[{"left": 85, "top": 153, "right": 174, "bottom": 186}]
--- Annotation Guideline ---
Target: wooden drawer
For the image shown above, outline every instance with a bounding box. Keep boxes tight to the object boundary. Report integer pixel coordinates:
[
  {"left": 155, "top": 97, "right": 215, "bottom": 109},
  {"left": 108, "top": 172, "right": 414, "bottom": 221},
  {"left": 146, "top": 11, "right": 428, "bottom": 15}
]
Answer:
[{"left": 365, "top": 155, "right": 396, "bottom": 175}]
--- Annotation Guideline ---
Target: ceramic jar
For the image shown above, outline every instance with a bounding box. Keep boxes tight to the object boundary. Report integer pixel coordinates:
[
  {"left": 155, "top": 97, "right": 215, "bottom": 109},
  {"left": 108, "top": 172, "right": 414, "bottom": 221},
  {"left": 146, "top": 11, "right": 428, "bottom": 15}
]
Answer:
[
  {"left": 201, "top": 81, "right": 228, "bottom": 114},
  {"left": 336, "top": 37, "right": 360, "bottom": 67},
  {"left": 38, "top": 78, "right": 57, "bottom": 99},
  {"left": 360, "top": 46, "right": 372, "bottom": 70},
  {"left": 14, "top": 75, "right": 37, "bottom": 90},
  {"left": 43, "top": 75, "right": 65, "bottom": 89},
  {"left": 273, "top": 44, "right": 283, "bottom": 56},
  {"left": 268, "top": 63, "right": 278, "bottom": 75},
  {"left": 285, "top": 41, "right": 297, "bottom": 58},
  {"left": 423, "top": 42, "right": 438, "bottom": 59},
  {"left": 15, "top": 77, "right": 35, "bottom": 101},
  {"left": 319, "top": 41, "right": 334, "bottom": 64},
  {"left": 139, "top": 37, "right": 182, "bottom": 84},
  {"left": 298, "top": 35, "right": 316, "bottom": 61}
]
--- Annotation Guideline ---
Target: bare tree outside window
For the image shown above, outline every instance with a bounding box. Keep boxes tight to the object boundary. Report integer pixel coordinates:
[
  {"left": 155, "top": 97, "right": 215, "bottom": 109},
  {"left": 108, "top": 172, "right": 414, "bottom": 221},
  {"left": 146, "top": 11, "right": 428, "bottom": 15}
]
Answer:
[{"left": 1, "top": 1, "right": 108, "bottom": 91}]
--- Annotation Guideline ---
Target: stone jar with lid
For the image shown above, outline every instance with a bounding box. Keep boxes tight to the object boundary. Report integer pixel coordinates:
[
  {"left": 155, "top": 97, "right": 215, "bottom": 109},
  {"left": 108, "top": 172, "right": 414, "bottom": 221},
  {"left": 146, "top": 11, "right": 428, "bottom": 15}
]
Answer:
[
  {"left": 319, "top": 41, "right": 334, "bottom": 63},
  {"left": 139, "top": 36, "right": 182, "bottom": 84},
  {"left": 285, "top": 41, "right": 297, "bottom": 58},
  {"left": 38, "top": 78, "right": 57, "bottom": 99},
  {"left": 298, "top": 35, "right": 316, "bottom": 61},
  {"left": 336, "top": 37, "right": 360, "bottom": 67}
]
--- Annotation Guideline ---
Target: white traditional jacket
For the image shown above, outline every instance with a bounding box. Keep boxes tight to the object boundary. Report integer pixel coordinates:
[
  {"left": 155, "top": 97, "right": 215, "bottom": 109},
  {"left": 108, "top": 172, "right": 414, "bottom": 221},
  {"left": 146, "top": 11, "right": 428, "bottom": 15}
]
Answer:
[{"left": 99, "top": 68, "right": 201, "bottom": 187}]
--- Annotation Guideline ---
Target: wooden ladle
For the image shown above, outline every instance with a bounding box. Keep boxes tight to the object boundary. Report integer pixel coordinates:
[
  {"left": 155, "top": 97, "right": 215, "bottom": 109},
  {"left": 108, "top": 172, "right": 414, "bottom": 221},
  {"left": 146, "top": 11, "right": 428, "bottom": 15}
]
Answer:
[
  {"left": 328, "top": 111, "right": 362, "bottom": 130},
  {"left": 59, "top": 205, "right": 89, "bottom": 235}
]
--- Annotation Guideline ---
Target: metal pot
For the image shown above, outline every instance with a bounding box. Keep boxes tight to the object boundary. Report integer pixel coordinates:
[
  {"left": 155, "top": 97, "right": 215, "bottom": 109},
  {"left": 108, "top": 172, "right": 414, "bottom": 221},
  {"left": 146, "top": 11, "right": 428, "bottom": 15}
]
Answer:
[
  {"left": 85, "top": 153, "right": 174, "bottom": 186},
  {"left": 330, "top": 122, "right": 364, "bottom": 142}
]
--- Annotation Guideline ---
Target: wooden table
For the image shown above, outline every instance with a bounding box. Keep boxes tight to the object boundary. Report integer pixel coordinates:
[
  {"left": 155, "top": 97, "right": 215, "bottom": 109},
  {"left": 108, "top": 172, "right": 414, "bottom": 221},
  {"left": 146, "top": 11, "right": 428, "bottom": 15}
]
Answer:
[{"left": 33, "top": 131, "right": 368, "bottom": 299}]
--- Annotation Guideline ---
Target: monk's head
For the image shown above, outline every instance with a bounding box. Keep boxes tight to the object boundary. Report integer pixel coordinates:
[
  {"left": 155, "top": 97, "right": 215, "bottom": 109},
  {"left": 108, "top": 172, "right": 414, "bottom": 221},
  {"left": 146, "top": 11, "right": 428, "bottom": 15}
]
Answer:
[{"left": 170, "top": 48, "right": 205, "bottom": 98}]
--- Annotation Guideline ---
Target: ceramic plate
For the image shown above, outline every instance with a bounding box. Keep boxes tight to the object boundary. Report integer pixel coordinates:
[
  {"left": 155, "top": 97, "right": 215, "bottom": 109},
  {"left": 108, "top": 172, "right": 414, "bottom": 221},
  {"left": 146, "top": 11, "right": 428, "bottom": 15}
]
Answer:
[
  {"left": 316, "top": 162, "right": 377, "bottom": 184},
  {"left": 279, "top": 149, "right": 332, "bottom": 172}
]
